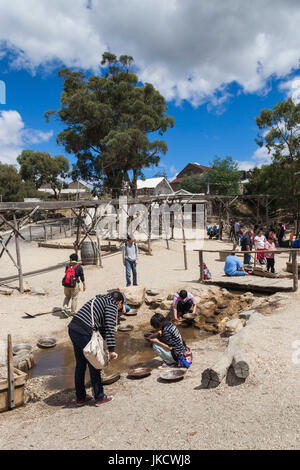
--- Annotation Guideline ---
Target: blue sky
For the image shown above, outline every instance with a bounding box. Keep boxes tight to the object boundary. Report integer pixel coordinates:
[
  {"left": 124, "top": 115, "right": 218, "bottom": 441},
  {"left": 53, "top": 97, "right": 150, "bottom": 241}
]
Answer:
[{"left": 1, "top": 1, "right": 300, "bottom": 182}]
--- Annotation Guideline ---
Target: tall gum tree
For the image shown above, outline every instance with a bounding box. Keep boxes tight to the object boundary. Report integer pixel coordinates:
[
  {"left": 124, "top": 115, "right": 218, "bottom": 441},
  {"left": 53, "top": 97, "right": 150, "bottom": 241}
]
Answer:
[{"left": 45, "top": 53, "right": 174, "bottom": 196}]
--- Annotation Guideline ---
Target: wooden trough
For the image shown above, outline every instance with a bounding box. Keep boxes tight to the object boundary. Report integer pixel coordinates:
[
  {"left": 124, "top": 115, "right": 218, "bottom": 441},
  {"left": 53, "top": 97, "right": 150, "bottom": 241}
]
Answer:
[
  {"left": 286, "top": 261, "right": 300, "bottom": 274},
  {"left": 0, "top": 367, "right": 28, "bottom": 412}
]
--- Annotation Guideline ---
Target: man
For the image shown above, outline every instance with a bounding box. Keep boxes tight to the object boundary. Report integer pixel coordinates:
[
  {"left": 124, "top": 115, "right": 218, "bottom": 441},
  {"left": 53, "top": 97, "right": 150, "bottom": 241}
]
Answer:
[
  {"left": 62, "top": 253, "right": 86, "bottom": 318},
  {"left": 172, "top": 290, "right": 196, "bottom": 321},
  {"left": 68, "top": 291, "right": 123, "bottom": 406},
  {"left": 241, "top": 229, "right": 253, "bottom": 265},
  {"left": 277, "top": 223, "right": 286, "bottom": 247},
  {"left": 224, "top": 253, "right": 247, "bottom": 276},
  {"left": 123, "top": 235, "right": 138, "bottom": 287}
]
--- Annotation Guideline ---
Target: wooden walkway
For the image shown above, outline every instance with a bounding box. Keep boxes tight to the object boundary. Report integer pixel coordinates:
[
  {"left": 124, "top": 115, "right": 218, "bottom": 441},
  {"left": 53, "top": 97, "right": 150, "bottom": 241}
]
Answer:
[{"left": 204, "top": 275, "right": 293, "bottom": 293}]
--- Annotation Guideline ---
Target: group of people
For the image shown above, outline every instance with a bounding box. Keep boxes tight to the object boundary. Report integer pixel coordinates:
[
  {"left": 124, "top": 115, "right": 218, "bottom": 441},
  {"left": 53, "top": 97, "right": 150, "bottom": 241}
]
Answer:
[
  {"left": 61, "top": 244, "right": 193, "bottom": 407},
  {"left": 206, "top": 221, "right": 224, "bottom": 240}
]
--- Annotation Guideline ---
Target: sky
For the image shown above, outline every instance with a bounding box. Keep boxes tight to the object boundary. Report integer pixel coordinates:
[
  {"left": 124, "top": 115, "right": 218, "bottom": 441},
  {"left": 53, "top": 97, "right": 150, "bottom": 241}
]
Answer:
[{"left": 0, "top": 0, "right": 300, "bottom": 182}]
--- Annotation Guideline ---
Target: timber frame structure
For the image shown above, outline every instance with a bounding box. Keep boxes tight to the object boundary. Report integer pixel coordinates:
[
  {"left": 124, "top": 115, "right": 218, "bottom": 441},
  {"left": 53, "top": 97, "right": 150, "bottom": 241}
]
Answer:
[{"left": 0, "top": 193, "right": 298, "bottom": 294}]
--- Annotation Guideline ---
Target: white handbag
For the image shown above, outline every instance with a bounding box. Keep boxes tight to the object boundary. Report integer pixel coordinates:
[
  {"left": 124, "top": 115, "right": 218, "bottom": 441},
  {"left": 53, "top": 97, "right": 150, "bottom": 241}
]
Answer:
[{"left": 83, "top": 298, "right": 110, "bottom": 369}]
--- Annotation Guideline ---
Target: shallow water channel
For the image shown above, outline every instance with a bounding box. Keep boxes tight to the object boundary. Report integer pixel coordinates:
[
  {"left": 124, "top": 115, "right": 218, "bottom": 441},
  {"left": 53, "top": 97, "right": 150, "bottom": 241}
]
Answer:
[{"left": 28, "top": 326, "right": 209, "bottom": 390}]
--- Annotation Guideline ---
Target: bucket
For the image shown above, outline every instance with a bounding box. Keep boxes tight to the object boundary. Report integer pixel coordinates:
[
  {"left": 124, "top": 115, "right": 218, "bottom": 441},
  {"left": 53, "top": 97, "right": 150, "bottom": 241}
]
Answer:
[{"left": 80, "top": 241, "right": 97, "bottom": 265}]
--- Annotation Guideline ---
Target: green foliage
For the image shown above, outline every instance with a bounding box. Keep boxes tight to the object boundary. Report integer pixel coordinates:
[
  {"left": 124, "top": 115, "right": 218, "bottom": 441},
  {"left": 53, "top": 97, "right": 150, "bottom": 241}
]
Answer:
[
  {"left": 255, "top": 98, "right": 300, "bottom": 197},
  {"left": 46, "top": 52, "right": 174, "bottom": 195},
  {"left": 0, "top": 162, "right": 41, "bottom": 202},
  {"left": 180, "top": 156, "right": 241, "bottom": 194},
  {"left": 17, "top": 150, "right": 69, "bottom": 199}
]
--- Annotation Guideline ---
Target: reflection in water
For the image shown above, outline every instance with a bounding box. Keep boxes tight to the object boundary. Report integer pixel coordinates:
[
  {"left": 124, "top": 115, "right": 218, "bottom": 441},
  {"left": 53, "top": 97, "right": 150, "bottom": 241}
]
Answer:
[{"left": 29, "top": 327, "right": 208, "bottom": 390}]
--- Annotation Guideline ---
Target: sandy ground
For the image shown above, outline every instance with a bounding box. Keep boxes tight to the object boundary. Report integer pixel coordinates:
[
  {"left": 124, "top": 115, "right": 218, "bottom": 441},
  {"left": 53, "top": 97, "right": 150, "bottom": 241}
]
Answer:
[{"left": 0, "top": 236, "right": 299, "bottom": 449}]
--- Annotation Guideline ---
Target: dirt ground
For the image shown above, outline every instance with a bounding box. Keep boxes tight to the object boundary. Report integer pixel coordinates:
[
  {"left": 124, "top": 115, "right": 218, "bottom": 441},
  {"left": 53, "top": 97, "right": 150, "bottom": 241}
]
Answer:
[{"left": 0, "top": 236, "right": 299, "bottom": 449}]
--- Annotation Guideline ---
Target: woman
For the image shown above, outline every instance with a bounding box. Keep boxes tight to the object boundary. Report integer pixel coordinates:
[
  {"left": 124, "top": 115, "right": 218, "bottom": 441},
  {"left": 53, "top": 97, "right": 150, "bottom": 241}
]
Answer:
[
  {"left": 172, "top": 290, "right": 196, "bottom": 321},
  {"left": 68, "top": 291, "right": 124, "bottom": 407},
  {"left": 254, "top": 229, "right": 266, "bottom": 264},
  {"left": 147, "top": 313, "right": 191, "bottom": 369}
]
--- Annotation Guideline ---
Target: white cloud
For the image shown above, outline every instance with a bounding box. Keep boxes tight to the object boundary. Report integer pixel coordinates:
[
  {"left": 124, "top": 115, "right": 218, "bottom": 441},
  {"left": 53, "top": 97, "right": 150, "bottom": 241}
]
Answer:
[
  {"left": 237, "top": 146, "right": 272, "bottom": 171},
  {"left": 280, "top": 77, "right": 300, "bottom": 103},
  {"left": 0, "top": 110, "right": 53, "bottom": 164},
  {"left": 0, "top": 1, "right": 300, "bottom": 106}
]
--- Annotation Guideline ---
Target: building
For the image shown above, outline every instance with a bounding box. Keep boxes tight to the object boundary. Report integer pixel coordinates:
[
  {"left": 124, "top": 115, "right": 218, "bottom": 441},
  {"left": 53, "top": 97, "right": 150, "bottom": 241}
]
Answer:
[
  {"left": 38, "top": 181, "right": 90, "bottom": 197},
  {"left": 136, "top": 177, "right": 174, "bottom": 196},
  {"left": 170, "top": 163, "right": 211, "bottom": 191}
]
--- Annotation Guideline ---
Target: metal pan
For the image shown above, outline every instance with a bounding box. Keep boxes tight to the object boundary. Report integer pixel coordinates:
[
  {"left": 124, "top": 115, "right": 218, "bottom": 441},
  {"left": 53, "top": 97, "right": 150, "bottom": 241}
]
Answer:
[
  {"left": 118, "top": 325, "right": 134, "bottom": 332},
  {"left": 127, "top": 367, "right": 152, "bottom": 379},
  {"left": 102, "top": 372, "right": 121, "bottom": 385},
  {"left": 159, "top": 369, "right": 186, "bottom": 381},
  {"left": 37, "top": 336, "right": 57, "bottom": 348}
]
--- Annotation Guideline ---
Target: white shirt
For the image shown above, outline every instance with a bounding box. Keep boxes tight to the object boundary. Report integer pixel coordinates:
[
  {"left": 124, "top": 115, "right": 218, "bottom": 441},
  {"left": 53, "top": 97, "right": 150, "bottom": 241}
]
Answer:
[{"left": 255, "top": 235, "right": 266, "bottom": 249}]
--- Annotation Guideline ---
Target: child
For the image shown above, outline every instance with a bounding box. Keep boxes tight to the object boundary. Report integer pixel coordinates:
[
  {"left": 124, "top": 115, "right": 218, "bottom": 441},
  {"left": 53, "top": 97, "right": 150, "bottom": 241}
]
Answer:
[{"left": 265, "top": 236, "right": 276, "bottom": 273}]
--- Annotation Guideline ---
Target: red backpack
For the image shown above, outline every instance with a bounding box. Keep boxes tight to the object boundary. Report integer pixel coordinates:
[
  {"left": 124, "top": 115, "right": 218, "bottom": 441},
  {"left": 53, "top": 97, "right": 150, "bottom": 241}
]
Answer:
[{"left": 62, "top": 263, "right": 79, "bottom": 288}]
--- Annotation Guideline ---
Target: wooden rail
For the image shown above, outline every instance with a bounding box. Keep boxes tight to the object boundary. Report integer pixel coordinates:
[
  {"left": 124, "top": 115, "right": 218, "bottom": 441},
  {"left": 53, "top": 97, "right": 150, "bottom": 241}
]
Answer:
[{"left": 194, "top": 248, "right": 300, "bottom": 292}]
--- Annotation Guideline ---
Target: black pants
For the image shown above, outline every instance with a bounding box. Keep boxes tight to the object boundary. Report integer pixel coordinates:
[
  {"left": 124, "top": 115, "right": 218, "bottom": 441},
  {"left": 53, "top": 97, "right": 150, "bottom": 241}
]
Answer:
[
  {"left": 177, "top": 299, "right": 194, "bottom": 317},
  {"left": 266, "top": 258, "right": 275, "bottom": 273}
]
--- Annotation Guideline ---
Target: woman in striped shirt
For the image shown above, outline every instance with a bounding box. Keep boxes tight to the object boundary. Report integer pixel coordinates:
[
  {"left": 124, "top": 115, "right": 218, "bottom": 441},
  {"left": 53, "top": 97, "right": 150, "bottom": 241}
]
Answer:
[
  {"left": 68, "top": 291, "right": 124, "bottom": 406},
  {"left": 147, "top": 313, "right": 186, "bottom": 369}
]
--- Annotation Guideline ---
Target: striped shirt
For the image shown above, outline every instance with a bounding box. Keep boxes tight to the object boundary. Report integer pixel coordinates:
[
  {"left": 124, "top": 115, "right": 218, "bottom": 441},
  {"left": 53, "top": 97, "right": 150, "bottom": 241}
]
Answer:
[
  {"left": 69, "top": 294, "right": 118, "bottom": 352},
  {"left": 161, "top": 321, "right": 185, "bottom": 355}
]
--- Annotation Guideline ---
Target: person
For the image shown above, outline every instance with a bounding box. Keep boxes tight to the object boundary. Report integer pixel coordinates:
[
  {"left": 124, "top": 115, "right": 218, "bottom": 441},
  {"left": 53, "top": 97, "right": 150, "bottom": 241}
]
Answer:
[
  {"left": 292, "top": 237, "right": 300, "bottom": 248},
  {"left": 265, "top": 226, "right": 276, "bottom": 241},
  {"left": 224, "top": 253, "right": 247, "bottom": 276},
  {"left": 62, "top": 253, "right": 86, "bottom": 318},
  {"left": 219, "top": 219, "right": 224, "bottom": 240},
  {"left": 68, "top": 290, "right": 124, "bottom": 406},
  {"left": 254, "top": 229, "right": 266, "bottom": 264},
  {"left": 172, "top": 290, "right": 196, "bottom": 321},
  {"left": 122, "top": 235, "right": 138, "bottom": 287},
  {"left": 265, "top": 235, "right": 276, "bottom": 274},
  {"left": 147, "top": 313, "right": 186, "bottom": 369},
  {"left": 234, "top": 219, "right": 241, "bottom": 243},
  {"left": 277, "top": 223, "right": 286, "bottom": 247},
  {"left": 241, "top": 229, "right": 253, "bottom": 265},
  {"left": 229, "top": 219, "right": 235, "bottom": 242}
]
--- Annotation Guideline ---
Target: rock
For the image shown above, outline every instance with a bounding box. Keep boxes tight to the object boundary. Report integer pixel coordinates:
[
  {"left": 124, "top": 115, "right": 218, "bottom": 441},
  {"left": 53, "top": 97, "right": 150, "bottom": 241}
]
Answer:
[
  {"left": 0, "top": 288, "right": 13, "bottom": 295},
  {"left": 199, "top": 301, "right": 216, "bottom": 310},
  {"left": 167, "top": 294, "right": 174, "bottom": 300},
  {"left": 23, "top": 281, "right": 32, "bottom": 292},
  {"left": 224, "top": 318, "right": 244, "bottom": 336},
  {"left": 214, "top": 309, "right": 222, "bottom": 315},
  {"left": 31, "top": 287, "right": 46, "bottom": 295},
  {"left": 218, "top": 302, "right": 229, "bottom": 309},
  {"left": 203, "top": 325, "right": 219, "bottom": 334},
  {"left": 146, "top": 289, "right": 161, "bottom": 296},
  {"left": 239, "top": 309, "right": 256, "bottom": 320},
  {"left": 123, "top": 286, "right": 146, "bottom": 307},
  {"left": 205, "top": 316, "right": 218, "bottom": 324},
  {"left": 160, "top": 300, "right": 173, "bottom": 311}
]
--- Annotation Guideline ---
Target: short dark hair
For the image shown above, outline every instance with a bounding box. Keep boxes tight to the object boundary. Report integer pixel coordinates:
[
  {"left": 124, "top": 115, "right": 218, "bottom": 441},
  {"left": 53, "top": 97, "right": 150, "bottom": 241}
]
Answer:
[
  {"left": 150, "top": 313, "right": 166, "bottom": 329},
  {"left": 109, "top": 290, "right": 125, "bottom": 304},
  {"left": 70, "top": 253, "right": 78, "bottom": 261},
  {"left": 179, "top": 289, "right": 187, "bottom": 299}
]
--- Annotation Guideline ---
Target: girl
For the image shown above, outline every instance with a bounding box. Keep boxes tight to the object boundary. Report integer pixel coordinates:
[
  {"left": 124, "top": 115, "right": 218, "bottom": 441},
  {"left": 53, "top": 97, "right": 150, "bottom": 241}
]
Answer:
[{"left": 254, "top": 229, "right": 266, "bottom": 264}]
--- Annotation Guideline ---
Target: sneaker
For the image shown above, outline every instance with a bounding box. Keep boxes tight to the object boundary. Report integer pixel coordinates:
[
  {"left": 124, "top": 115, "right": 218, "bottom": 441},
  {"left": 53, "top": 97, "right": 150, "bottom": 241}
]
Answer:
[
  {"left": 95, "top": 395, "right": 114, "bottom": 406},
  {"left": 76, "top": 395, "right": 93, "bottom": 406},
  {"left": 61, "top": 308, "right": 70, "bottom": 318}
]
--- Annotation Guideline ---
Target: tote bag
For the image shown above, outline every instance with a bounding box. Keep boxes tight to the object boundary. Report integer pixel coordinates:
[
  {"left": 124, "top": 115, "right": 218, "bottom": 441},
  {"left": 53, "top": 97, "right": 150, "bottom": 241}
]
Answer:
[{"left": 83, "top": 298, "right": 110, "bottom": 369}]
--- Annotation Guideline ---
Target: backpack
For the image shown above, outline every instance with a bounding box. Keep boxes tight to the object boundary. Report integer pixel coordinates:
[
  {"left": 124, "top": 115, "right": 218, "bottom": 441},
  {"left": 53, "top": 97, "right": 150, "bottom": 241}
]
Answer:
[{"left": 62, "top": 263, "right": 79, "bottom": 288}]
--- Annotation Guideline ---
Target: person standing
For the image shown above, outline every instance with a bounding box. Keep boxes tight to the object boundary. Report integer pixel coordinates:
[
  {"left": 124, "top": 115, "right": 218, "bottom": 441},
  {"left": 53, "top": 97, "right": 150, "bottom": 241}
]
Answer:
[
  {"left": 68, "top": 291, "right": 124, "bottom": 406},
  {"left": 62, "top": 253, "right": 86, "bottom": 318},
  {"left": 277, "top": 223, "right": 286, "bottom": 247},
  {"left": 254, "top": 229, "right": 266, "bottom": 264},
  {"left": 241, "top": 229, "right": 253, "bottom": 265},
  {"left": 123, "top": 235, "right": 138, "bottom": 287},
  {"left": 265, "top": 236, "right": 276, "bottom": 273},
  {"left": 172, "top": 290, "right": 196, "bottom": 321},
  {"left": 219, "top": 219, "right": 224, "bottom": 240}
]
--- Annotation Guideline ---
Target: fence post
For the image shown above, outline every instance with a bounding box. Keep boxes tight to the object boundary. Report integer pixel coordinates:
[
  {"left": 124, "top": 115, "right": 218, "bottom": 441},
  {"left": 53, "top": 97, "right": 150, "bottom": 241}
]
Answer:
[
  {"left": 199, "top": 250, "right": 204, "bottom": 282},
  {"left": 292, "top": 251, "right": 298, "bottom": 292}
]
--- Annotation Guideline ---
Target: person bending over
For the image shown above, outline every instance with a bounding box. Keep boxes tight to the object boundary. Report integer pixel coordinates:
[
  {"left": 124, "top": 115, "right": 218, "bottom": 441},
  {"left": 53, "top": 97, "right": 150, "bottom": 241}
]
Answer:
[
  {"left": 172, "top": 290, "right": 196, "bottom": 321},
  {"left": 147, "top": 313, "right": 186, "bottom": 369}
]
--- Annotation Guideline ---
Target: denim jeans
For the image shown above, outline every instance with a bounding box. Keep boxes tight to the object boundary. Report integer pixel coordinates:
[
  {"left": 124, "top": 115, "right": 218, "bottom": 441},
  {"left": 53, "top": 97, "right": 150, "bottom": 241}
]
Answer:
[
  {"left": 125, "top": 259, "right": 137, "bottom": 286},
  {"left": 68, "top": 327, "right": 104, "bottom": 402},
  {"left": 243, "top": 252, "right": 251, "bottom": 264},
  {"left": 176, "top": 299, "right": 194, "bottom": 316},
  {"left": 153, "top": 343, "right": 176, "bottom": 364},
  {"left": 226, "top": 270, "right": 246, "bottom": 276}
]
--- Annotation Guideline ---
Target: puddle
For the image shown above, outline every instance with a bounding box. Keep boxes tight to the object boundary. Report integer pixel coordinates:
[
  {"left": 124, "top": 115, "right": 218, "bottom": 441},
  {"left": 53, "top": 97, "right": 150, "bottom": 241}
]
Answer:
[{"left": 28, "top": 327, "right": 208, "bottom": 391}]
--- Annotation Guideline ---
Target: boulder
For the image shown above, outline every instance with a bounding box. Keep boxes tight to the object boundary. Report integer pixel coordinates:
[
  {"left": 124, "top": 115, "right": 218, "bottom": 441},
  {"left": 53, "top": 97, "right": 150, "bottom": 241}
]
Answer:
[
  {"left": 146, "top": 289, "right": 161, "bottom": 296},
  {"left": 123, "top": 286, "right": 146, "bottom": 307},
  {"left": 239, "top": 309, "right": 256, "bottom": 320},
  {"left": 160, "top": 300, "right": 173, "bottom": 311},
  {"left": 205, "top": 316, "right": 218, "bottom": 324},
  {"left": 224, "top": 318, "right": 245, "bottom": 336}
]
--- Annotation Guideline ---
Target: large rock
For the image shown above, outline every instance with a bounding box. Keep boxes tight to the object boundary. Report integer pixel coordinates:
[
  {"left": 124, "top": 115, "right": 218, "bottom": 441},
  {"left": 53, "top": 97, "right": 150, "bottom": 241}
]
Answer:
[
  {"left": 123, "top": 286, "right": 146, "bottom": 307},
  {"left": 160, "top": 300, "right": 173, "bottom": 311},
  {"left": 224, "top": 318, "right": 245, "bottom": 336},
  {"left": 146, "top": 289, "right": 161, "bottom": 296}
]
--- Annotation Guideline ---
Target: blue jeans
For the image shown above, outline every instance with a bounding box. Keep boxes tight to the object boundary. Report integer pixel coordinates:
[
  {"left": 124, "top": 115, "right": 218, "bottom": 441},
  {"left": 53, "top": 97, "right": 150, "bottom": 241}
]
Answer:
[
  {"left": 226, "top": 270, "right": 246, "bottom": 276},
  {"left": 243, "top": 252, "right": 251, "bottom": 264},
  {"left": 68, "top": 327, "right": 104, "bottom": 402},
  {"left": 153, "top": 343, "right": 176, "bottom": 365},
  {"left": 125, "top": 259, "right": 137, "bottom": 286},
  {"left": 118, "top": 304, "right": 131, "bottom": 314}
]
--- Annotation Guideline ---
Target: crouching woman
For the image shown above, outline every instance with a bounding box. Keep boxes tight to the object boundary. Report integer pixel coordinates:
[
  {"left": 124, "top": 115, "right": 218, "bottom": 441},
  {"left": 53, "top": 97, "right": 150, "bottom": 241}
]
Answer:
[{"left": 147, "top": 313, "right": 192, "bottom": 369}]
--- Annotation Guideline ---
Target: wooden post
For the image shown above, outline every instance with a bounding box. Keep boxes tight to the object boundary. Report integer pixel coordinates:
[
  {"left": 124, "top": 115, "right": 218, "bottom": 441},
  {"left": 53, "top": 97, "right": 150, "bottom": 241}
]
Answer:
[
  {"left": 199, "top": 250, "right": 204, "bottom": 282},
  {"left": 7, "top": 334, "right": 15, "bottom": 410},
  {"left": 13, "top": 213, "right": 24, "bottom": 294},
  {"left": 60, "top": 221, "right": 62, "bottom": 234},
  {"left": 50, "top": 224, "right": 53, "bottom": 239},
  {"left": 292, "top": 251, "right": 298, "bottom": 292},
  {"left": 75, "top": 210, "right": 81, "bottom": 255},
  {"left": 43, "top": 224, "right": 47, "bottom": 241},
  {"left": 69, "top": 218, "right": 72, "bottom": 237},
  {"left": 96, "top": 234, "right": 103, "bottom": 268},
  {"left": 29, "top": 225, "right": 32, "bottom": 242}
]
